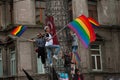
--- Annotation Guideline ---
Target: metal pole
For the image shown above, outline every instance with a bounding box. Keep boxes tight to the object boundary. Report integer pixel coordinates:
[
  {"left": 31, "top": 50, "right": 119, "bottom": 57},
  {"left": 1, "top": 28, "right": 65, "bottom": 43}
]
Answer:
[{"left": 52, "top": 26, "right": 67, "bottom": 39}]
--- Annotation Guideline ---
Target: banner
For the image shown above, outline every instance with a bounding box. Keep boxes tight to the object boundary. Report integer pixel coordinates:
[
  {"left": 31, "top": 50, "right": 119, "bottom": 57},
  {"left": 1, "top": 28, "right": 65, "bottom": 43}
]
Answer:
[{"left": 46, "top": 16, "right": 59, "bottom": 45}]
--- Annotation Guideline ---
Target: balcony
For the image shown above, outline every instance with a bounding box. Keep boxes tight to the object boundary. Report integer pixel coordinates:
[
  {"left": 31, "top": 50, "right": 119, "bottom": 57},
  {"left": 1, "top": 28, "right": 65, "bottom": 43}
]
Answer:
[
  {"left": 0, "top": 74, "right": 49, "bottom": 80},
  {"left": 0, "top": 76, "right": 15, "bottom": 80},
  {"left": 0, "top": 0, "right": 12, "bottom": 2}
]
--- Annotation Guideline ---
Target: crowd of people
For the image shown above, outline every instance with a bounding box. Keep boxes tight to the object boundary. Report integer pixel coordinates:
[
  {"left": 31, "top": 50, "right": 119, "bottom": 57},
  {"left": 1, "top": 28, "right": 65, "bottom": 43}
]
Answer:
[{"left": 28, "top": 25, "right": 84, "bottom": 80}]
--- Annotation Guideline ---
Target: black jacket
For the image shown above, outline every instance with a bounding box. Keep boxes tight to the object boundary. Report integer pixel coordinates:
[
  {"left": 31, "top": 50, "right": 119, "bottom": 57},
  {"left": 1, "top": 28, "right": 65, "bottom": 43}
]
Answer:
[{"left": 73, "top": 74, "right": 84, "bottom": 80}]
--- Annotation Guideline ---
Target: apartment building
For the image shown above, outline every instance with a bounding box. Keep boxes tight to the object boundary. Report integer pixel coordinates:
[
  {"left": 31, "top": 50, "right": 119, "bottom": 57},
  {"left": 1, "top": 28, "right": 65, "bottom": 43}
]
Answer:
[{"left": 0, "top": 0, "right": 120, "bottom": 80}]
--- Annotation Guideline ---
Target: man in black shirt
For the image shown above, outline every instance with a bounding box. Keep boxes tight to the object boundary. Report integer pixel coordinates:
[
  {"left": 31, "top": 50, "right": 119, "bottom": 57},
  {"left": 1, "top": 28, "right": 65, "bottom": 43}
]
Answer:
[{"left": 28, "top": 33, "right": 46, "bottom": 64}]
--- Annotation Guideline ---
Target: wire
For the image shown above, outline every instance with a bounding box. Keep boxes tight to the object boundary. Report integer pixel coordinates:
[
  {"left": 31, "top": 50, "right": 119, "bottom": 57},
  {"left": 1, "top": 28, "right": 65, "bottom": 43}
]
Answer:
[{"left": 52, "top": 26, "right": 66, "bottom": 39}]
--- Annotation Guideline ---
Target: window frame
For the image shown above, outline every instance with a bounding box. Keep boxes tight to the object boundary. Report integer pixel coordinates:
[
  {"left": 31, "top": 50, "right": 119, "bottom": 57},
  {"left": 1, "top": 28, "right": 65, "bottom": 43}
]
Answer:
[
  {"left": 35, "top": 0, "right": 45, "bottom": 25},
  {"left": 36, "top": 54, "right": 45, "bottom": 74},
  {"left": 88, "top": 0, "right": 98, "bottom": 21},
  {"left": 0, "top": 1, "right": 14, "bottom": 30},
  {"left": 68, "top": 0, "right": 73, "bottom": 21},
  {"left": 9, "top": 46, "right": 16, "bottom": 76},
  {"left": 0, "top": 47, "right": 3, "bottom": 77},
  {"left": 90, "top": 44, "right": 103, "bottom": 71}
]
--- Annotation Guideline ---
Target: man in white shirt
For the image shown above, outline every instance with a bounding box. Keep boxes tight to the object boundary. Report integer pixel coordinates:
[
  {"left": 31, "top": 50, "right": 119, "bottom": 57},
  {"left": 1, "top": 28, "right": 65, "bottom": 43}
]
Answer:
[
  {"left": 44, "top": 26, "right": 60, "bottom": 66},
  {"left": 71, "top": 31, "right": 78, "bottom": 53}
]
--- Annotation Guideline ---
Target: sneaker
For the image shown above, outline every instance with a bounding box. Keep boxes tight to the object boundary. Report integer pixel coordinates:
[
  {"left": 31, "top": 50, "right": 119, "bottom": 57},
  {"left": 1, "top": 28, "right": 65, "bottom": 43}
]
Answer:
[
  {"left": 44, "top": 63, "right": 48, "bottom": 68},
  {"left": 53, "top": 55, "right": 58, "bottom": 60},
  {"left": 50, "top": 63, "right": 53, "bottom": 66}
]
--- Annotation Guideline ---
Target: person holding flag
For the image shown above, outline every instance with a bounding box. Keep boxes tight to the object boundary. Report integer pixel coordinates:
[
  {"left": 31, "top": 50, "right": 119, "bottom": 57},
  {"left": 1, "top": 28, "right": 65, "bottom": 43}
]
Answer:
[
  {"left": 44, "top": 26, "right": 60, "bottom": 66},
  {"left": 70, "top": 31, "right": 78, "bottom": 53},
  {"left": 28, "top": 33, "right": 47, "bottom": 65}
]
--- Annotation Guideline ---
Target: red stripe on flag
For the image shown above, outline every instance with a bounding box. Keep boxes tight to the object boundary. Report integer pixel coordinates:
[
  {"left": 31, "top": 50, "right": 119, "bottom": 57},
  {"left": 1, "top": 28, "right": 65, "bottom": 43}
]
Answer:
[{"left": 78, "top": 15, "right": 96, "bottom": 42}]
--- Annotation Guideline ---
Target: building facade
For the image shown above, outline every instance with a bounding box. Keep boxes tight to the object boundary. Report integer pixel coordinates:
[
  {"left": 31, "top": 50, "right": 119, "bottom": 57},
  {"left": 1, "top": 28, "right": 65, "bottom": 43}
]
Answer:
[
  {"left": 0, "top": 0, "right": 120, "bottom": 80},
  {"left": 72, "top": 0, "right": 120, "bottom": 80}
]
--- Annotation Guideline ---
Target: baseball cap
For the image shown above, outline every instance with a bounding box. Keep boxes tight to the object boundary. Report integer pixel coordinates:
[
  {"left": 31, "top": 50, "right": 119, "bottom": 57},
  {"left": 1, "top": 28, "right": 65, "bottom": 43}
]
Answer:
[{"left": 44, "top": 26, "right": 49, "bottom": 30}]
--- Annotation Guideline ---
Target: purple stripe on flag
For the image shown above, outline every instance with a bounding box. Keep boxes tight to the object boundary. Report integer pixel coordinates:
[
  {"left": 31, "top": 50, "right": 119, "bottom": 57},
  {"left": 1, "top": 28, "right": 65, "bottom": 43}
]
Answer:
[{"left": 68, "top": 24, "right": 88, "bottom": 48}]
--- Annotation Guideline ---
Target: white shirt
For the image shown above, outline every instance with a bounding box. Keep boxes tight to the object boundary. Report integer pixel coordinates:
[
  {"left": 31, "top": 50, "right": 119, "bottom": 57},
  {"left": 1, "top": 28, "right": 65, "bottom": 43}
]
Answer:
[
  {"left": 72, "top": 33, "right": 78, "bottom": 46},
  {"left": 45, "top": 33, "right": 53, "bottom": 46}
]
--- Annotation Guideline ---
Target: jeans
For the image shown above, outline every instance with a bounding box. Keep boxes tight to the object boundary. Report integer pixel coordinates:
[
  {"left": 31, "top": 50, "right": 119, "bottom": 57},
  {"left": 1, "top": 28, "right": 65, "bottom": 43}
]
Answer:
[
  {"left": 72, "top": 46, "right": 78, "bottom": 53},
  {"left": 46, "top": 45, "right": 60, "bottom": 64}
]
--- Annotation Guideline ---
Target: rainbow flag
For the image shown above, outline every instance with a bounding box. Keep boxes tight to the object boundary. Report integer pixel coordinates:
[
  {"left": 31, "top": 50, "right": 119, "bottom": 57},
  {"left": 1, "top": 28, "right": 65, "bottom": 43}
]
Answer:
[
  {"left": 75, "top": 52, "right": 81, "bottom": 63},
  {"left": 71, "top": 52, "right": 81, "bottom": 65},
  {"left": 11, "top": 25, "right": 27, "bottom": 37},
  {"left": 88, "top": 17, "right": 100, "bottom": 28},
  {"left": 68, "top": 15, "right": 96, "bottom": 48}
]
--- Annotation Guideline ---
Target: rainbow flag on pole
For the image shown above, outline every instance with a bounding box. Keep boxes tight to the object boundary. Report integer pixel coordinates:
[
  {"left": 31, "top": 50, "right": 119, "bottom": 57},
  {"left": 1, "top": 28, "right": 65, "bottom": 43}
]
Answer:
[
  {"left": 68, "top": 15, "right": 96, "bottom": 48},
  {"left": 11, "top": 25, "right": 27, "bottom": 37}
]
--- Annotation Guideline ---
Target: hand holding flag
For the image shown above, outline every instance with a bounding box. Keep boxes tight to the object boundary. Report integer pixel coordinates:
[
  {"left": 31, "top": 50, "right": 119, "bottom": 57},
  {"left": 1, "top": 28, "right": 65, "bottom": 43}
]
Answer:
[
  {"left": 67, "top": 15, "right": 99, "bottom": 48},
  {"left": 11, "top": 25, "right": 27, "bottom": 37}
]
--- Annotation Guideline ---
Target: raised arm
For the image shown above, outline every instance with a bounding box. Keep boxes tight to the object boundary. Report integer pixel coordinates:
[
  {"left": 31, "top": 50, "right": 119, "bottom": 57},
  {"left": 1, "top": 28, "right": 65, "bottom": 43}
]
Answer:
[{"left": 27, "top": 39, "right": 35, "bottom": 42}]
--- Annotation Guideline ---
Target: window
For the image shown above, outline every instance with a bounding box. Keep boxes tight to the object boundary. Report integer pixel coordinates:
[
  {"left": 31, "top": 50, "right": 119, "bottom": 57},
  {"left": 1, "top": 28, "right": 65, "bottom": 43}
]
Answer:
[
  {"left": 0, "top": 6, "right": 1, "bottom": 29},
  {"left": 35, "top": 1, "right": 45, "bottom": 25},
  {"left": 5, "top": 1, "right": 14, "bottom": 25},
  {"left": 0, "top": 5, "right": 3, "bottom": 29},
  {"left": 10, "top": 47, "right": 16, "bottom": 75},
  {"left": 88, "top": 0, "right": 98, "bottom": 20},
  {"left": 68, "top": 0, "right": 73, "bottom": 21},
  {"left": 9, "top": 0, "right": 14, "bottom": 24},
  {"left": 0, "top": 1, "right": 13, "bottom": 30},
  {"left": 0, "top": 48, "right": 3, "bottom": 77},
  {"left": 90, "top": 44, "right": 102, "bottom": 71},
  {"left": 37, "top": 54, "right": 45, "bottom": 74}
]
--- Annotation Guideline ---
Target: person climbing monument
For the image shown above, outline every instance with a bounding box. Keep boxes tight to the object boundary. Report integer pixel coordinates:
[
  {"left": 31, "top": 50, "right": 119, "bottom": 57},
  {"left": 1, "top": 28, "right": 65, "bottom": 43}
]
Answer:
[
  {"left": 28, "top": 33, "right": 47, "bottom": 65},
  {"left": 70, "top": 31, "right": 78, "bottom": 53},
  {"left": 70, "top": 31, "right": 79, "bottom": 77},
  {"left": 44, "top": 26, "right": 60, "bottom": 66}
]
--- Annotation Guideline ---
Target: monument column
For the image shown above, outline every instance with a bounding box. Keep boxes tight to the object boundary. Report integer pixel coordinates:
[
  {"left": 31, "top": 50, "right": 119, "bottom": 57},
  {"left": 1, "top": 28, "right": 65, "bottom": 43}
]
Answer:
[{"left": 46, "top": 0, "right": 71, "bottom": 52}]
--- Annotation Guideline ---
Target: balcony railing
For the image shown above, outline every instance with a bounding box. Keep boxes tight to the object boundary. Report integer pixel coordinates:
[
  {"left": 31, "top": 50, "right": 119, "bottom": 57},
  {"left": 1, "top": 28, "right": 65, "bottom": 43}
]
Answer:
[{"left": 0, "top": 76, "right": 15, "bottom": 80}]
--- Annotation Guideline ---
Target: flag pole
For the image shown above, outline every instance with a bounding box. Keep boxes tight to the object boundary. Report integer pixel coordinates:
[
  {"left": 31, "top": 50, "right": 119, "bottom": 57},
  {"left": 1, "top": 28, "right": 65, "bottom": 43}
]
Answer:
[
  {"left": 18, "top": 36, "right": 29, "bottom": 41},
  {"left": 52, "top": 26, "right": 67, "bottom": 38},
  {"left": 30, "top": 26, "right": 67, "bottom": 40},
  {"left": 8, "top": 34, "right": 28, "bottom": 41},
  {"left": 18, "top": 26, "right": 67, "bottom": 40}
]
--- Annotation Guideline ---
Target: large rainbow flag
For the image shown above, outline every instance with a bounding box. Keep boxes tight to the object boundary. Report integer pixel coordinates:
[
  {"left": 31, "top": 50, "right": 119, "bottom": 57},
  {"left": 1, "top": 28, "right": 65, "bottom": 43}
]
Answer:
[
  {"left": 11, "top": 25, "right": 27, "bottom": 37},
  {"left": 68, "top": 15, "right": 96, "bottom": 48}
]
